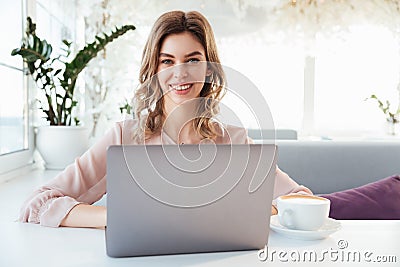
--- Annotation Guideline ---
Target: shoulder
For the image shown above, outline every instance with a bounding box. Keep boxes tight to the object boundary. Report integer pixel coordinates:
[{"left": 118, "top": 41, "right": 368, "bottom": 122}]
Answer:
[
  {"left": 114, "top": 119, "right": 162, "bottom": 144},
  {"left": 115, "top": 118, "right": 139, "bottom": 131},
  {"left": 215, "top": 124, "right": 250, "bottom": 144},
  {"left": 114, "top": 119, "right": 140, "bottom": 144}
]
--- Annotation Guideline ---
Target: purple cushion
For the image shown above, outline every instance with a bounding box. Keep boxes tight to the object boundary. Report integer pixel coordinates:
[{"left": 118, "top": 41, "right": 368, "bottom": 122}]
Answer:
[{"left": 321, "top": 175, "right": 400, "bottom": 219}]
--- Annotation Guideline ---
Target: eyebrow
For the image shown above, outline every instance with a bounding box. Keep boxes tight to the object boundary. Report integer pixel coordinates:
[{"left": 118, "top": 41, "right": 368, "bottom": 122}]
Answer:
[{"left": 159, "top": 51, "right": 204, "bottom": 58}]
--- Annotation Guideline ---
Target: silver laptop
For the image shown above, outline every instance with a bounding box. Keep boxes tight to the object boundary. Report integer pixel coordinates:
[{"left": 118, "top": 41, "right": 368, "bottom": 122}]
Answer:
[{"left": 106, "top": 144, "right": 277, "bottom": 257}]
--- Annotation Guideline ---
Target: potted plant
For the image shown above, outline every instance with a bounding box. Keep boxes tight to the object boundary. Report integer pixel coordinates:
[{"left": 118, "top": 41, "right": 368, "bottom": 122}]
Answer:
[
  {"left": 366, "top": 94, "right": 400, "bottom": 135},
  {"left": 11, "top": 17, "right": 135, "bottom": 169}
]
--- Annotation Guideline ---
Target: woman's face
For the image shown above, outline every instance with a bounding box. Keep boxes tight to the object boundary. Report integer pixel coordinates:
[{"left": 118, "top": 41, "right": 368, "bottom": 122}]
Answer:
[{"left": 157, "top": 31, "right": 210, "bottom": 112}]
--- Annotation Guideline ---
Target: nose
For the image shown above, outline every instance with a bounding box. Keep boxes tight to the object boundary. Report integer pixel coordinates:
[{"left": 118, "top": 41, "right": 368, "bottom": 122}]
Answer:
[{"left": 173, "top": 63, "right": 188, "bottom": 79}]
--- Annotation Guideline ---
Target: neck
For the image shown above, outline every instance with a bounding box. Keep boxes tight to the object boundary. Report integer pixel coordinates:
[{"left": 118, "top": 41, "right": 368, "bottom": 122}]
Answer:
[{"left": 163, "top": 101, "right": 201, "bottom": 144}]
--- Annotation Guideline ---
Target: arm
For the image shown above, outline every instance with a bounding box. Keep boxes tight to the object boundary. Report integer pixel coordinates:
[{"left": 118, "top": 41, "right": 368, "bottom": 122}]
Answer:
[
  {"left": 246, "top": 135, "right": 312, "bottom": 196},
  {"left": 274, "top": 166, "right": 313, "bottom": 198},
  {"left": 271, "top": 166, "right": 313, "bottom": 215},
  {"left": 244, "top": 135, "right": 299, "bottom": 215},
  {"left": 19, "top": 121, "right": 127, "bottom": 227},
  {"left": 245, "top": 135, "right": 312, "bottom": 214},
  {"left": 60, "top": 204, "right": 106, "bottom": 228}
]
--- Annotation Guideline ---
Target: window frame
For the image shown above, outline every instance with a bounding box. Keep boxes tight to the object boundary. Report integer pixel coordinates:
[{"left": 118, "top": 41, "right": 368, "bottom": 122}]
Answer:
[{"left": 0, "top": 0, "right": 35, "bottom": 177}]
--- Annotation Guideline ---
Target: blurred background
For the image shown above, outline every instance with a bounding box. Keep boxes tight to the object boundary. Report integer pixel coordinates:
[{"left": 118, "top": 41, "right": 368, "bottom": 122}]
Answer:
[{"left": 1, "top": 0, "right": 400, "bottom": 172}]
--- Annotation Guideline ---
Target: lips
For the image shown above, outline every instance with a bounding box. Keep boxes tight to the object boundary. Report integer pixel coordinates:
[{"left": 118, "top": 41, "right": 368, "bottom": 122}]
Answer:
[
  {"left": 169, "top": 83, "right": 193, "bottom": 95},
  {"left": 171, "top": 83, "right": 191, "bottom": 90}
]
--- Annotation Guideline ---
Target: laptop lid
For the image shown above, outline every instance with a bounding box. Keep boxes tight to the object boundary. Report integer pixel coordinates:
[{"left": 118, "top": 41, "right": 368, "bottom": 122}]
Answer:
[{"left": 106, "top": 144, "right": 277, "bottom": 257}]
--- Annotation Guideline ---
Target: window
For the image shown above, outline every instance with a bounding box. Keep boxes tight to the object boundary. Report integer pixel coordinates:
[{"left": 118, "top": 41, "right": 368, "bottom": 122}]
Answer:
[
  {"left": 216, "top": 23, "right": 400, "bottom": 139},
  {"left": 0, "top": 0, "right": 34, "bottom": 175},
  {"left": 0, "top": 0, "right": 77, "bottom": 175},
  {"left": 218, "top": 37, "right": 305, "bottom": 130},
  {"left": 314, "top": 25, "right": 400, "bottom": 137}
]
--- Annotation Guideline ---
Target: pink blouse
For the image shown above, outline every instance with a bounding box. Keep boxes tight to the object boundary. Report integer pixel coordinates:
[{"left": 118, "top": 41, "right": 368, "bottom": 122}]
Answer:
[{"left": 19, "top": 119, "right": 311, "bottom": 227}]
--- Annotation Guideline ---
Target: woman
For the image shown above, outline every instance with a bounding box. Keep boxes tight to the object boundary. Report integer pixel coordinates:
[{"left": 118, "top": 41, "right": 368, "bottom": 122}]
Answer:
[{"left": 19, "top": 10, "right": 311, "bottom": 228}]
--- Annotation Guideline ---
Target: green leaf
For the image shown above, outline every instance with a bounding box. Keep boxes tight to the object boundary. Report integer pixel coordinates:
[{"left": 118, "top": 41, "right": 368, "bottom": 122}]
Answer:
[
  {"left": 95, "top": 36, "right": 105, "bottom": 45},
  {"left": 11, "top": 17, "right": 136, "bottom": 126},
  {"left": 27, "top": 35, "right": 34, "bottom": 48},
  {"left": 11, "top": 48, "right": 21, "bottom": 56},
  {"left": 44, "top": 41, "right": 53, "bottom": 58},
  {"left": 54, "top": 68, "right": 62, "bottom": 76},
  {"left": 62, "top": 39, "right": 72, "bottom": 47}
]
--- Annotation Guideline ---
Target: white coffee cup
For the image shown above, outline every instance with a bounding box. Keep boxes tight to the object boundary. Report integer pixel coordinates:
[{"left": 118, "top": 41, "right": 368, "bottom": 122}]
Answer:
[{"left": 276, "top": 195, "right": 330, "bottom": 231}]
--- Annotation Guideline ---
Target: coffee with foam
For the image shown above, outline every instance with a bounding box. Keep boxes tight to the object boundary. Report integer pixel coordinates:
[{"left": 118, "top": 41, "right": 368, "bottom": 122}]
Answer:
[{"left": 282, "top": 198, "right": 326, "bottom": 204}]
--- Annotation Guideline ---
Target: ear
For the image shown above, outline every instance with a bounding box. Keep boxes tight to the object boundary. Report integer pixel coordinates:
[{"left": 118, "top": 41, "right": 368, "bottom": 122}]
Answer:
[{"left": 206, "top": 67, "right": 213, "bottom": 77}]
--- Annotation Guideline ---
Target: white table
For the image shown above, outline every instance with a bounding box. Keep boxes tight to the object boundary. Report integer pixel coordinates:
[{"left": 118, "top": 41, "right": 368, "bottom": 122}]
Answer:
[{"left": 1, "top": 169, "right": 399, "bottom": 267}]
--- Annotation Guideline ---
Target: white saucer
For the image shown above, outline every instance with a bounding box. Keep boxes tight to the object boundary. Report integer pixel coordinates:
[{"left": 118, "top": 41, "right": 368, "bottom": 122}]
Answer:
[{"left": 270, "top": 215, "right": 341, "bottom": 241}]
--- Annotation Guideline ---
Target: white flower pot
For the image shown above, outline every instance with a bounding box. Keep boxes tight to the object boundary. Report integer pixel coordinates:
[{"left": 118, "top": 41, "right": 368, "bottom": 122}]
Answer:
[{"left": 36, "top": 126, "right": 89, "bottom": 170}]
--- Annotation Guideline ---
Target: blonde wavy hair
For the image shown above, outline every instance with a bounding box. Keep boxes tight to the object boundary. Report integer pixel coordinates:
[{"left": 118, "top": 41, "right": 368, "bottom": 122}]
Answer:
[{"left": 132, "top": 10, "right": 226, "bottom": 142}]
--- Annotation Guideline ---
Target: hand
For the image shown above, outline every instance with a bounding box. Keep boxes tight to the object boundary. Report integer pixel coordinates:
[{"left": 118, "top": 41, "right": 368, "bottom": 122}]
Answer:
[
  {"left": 271, "top": 205, "right": 278, "bottom": 215},
  {"left": 60, "top": 204, "right": 107, "bottom": 228}
]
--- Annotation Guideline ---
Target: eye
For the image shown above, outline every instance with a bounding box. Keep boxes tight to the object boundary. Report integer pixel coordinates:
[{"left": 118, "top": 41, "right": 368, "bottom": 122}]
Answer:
[
  {"left": 187, "top": 58, "right": 200, "bottom": 64},
  {"left": 160, "top": 59, "right": 173, "bottom": 64}
]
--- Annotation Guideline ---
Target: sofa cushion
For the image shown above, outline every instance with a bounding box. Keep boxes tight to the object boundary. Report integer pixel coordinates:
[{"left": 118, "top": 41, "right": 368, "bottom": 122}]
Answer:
[{"left": 321, "top": 175, "right": 400, "bottom": 219}]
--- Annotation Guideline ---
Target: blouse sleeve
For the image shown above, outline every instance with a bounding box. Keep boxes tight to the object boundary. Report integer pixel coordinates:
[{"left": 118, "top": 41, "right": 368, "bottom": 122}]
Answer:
[
  {"left": 245, "top": 136, "right": 312, "bottom": 200},
  {"left": 273, "top": 167, "right": 313, "bottom": 199},
  {"left": 19, "top": 122, "right": 123, "bottom": 227}
]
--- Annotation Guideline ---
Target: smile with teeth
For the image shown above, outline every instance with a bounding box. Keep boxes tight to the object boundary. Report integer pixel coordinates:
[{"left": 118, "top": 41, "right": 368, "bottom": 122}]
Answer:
[{"left": 171, "top": 84, "right": 192, "bottom": 91}]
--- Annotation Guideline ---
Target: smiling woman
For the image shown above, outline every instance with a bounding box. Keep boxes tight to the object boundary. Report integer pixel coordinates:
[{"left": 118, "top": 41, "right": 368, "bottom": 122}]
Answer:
[
  {"left": 157, "top": 33, "right": 209, "bottom": 103},
  {"left": 18, "top": 10, "right": 312, "bottom": 228},
  {"left": 157, "top": 33, "right": 213, "bottom": 144},
  {"left": 133, "top": 10, "right": 226, "bottom": 144}
]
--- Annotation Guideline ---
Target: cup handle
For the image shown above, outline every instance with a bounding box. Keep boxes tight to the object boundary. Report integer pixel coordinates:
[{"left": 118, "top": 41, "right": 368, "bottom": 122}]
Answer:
[{"left": 281, "top": 209, "right": 295, "bottom": 229}]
